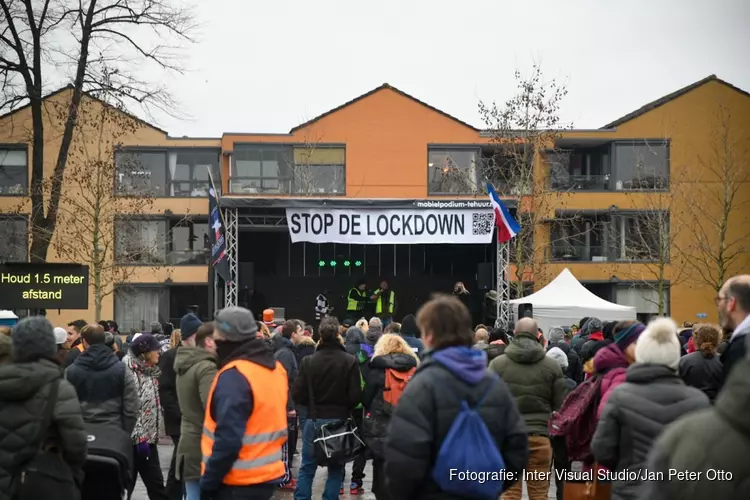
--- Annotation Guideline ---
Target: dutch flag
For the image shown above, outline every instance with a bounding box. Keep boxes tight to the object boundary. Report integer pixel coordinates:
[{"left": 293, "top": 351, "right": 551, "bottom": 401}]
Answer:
[{"left": 487, "top": 182, "right": 521, "bottom": 243}]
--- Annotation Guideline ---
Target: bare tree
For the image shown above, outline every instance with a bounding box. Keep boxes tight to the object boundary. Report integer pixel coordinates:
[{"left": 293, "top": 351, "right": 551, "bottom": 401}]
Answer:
[
  {"left": 0, "top": 0, "right": 195, "bottom": 264},
  {"left": 479, "top": 64, "right": 576, "bottom": 297},
  {"left": 682, "top": 105, "right": 750, "bottom": 293},
  {"left": 288, "top": 131, "right": 346, "bottom": 196},
  {"left": 48, "top": 98, "right": 189, "bottom": 320}
]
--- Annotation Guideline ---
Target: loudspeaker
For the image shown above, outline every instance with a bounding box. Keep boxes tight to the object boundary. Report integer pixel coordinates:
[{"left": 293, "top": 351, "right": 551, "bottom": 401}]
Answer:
[
  {"left": 518, "top": 303, "right": 533, "bottom": 318},
  {"left": 476, "top": 263, "right": 494, "bottom": 290},
  {"left": 238, "top": 262, "right": 254, "bottom": 290}
]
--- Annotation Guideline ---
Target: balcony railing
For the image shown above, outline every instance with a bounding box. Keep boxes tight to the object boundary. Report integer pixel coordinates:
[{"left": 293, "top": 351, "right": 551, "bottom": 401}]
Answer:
[
  {"left": 546, "top": 243, "right": 663, "bottom": 263},
  {"left": 549, "top": 174, "right": 610, "bottom": 191}
]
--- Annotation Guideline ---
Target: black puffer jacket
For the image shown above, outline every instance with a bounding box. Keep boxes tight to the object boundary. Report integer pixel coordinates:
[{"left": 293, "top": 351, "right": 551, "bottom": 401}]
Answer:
[
  {"left": 362, "top": 352, "right": 418, "bottom": 458},
  {"left": 385, "top": 346, "right": 528, "bottom": 500},
  {"left": 0, "top": 359, "right": 88, "bottom": 499},
  {"left": 679, "top": 350, "right": 724, "bottom": 402},
  {"left": 548, "top": 341, "right": 583, "bottom": 383},
  {"left": 158, "top": 346, "right": 181, "bottom": 436},
  {"left": 591, "top": 364, "right": 710, "bottom": 500}
]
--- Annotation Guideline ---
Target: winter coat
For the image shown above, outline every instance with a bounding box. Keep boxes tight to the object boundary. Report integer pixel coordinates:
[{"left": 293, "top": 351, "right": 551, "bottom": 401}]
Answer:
[
  {"left": 123, "top": 353, "right": 162, "bottom": 444},
  {"left": 400, "top": 333, "right": 424, "bottom": 357},
  {"left": 488, "top": 332, "right": 569, "bottom": 435},
  {"left": 473, "top": 340, "right": 490, "bottom": 352},
  {"left": 384, "top": 346, "right": 528, "bottom": 500},
  {"left": 63, "top": 338, "right": 84, "bottom": 368},
  {"left": 294, "top": 336, "right": 316, "bottom": 367},
  {"left": 66, "top": 344, "right": 139, "bottom": 434},
  {"left": 679, "top": 350, "right": 724, "bottom": 402},
  {"left": 593, "top": 343, "right": 629, "bottom": 419},
  {"left": 362, "top": 353, "right": 418, "bottom": 458},
  {"left": 291, "top": 340, "right": 361, "bottom": 420},
  {"left": 591, "top": 364, "right": 710, "bottom": 500},
  {"left": 580, "top": 331, "right": 605, "bottom": 362},
  {"left": 158, "top": 346, "right": 182, "bottom": 436},
  {"left": 643, "top": 355, "right": 750, "bottom": 500},
  {"left": 0, "top": 359, "right": 88, "bottom": 499},
  {"left": 548, "top": 341, "right": 583, "bottom": 383},
  {"left": 720, "top": 320, "right": 749, "bottom": 387},
  {"left": 570, "top": 333, "right": 589, "bottom": 355},
  {"left": 487, "top": 341, "right": 506, "bottom": 362},
  {"left": 174, "top": 346, "right": 219, "bottom": 481},
  {"left": 271, "top": 334, "right": 298, "bottom": 410}
]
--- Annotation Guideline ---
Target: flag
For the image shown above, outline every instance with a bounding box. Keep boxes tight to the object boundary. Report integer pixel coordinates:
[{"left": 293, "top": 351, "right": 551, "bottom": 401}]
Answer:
[
  {"left": 208, "top": 171, "right": 232, "bottom": 285},
  {"left": 487, "top": 182, "right": 521, "bottom": 243}
]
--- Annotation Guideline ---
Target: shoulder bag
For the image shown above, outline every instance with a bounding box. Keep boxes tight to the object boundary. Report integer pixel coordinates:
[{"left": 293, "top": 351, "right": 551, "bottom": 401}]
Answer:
[
  {"left": 13, "top": 379, "right": 80, "bottom": 500},
  {"left": 305, "top": 359, "right": 365, "bottom": 466}
]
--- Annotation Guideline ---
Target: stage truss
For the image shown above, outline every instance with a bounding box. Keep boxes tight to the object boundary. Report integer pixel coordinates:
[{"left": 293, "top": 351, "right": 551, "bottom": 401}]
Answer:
[
  {"left": 495, "top": 242, "right": 511, "bottom": 329},
  {"left": 223, "top": 207, "right": 239, "bottom": 307}
]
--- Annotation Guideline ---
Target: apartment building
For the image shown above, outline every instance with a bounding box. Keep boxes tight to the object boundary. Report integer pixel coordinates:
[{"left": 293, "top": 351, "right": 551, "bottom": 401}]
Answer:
[{"left": 1, "top": 75, "right": 748, "bottom": 329}]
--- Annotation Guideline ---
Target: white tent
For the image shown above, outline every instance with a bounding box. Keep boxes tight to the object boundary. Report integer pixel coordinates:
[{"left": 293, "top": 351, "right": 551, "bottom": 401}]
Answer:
[{"left": 509, "top": 268, "right": 637, "bottom": 336}]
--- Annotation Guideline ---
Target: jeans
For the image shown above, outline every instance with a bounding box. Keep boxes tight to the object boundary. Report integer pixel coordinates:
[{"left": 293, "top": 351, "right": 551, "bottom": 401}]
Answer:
[
  {"left": 502, "top": 435, "right": 552, "bottom": 500},
  {"left": 184, "top": 480, "right": 200, "bottom": 500},
  {"left": 294, "top": 419, "right": 345, "bottom": 500},
  {"left": 166, "top": 434, "right": 182, "bottom": 500}
]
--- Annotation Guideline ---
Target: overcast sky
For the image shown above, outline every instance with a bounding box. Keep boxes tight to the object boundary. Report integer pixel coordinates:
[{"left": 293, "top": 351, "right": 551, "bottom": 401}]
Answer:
[{"left": 151, "top": 0, "right": 749, "bottom": 137}]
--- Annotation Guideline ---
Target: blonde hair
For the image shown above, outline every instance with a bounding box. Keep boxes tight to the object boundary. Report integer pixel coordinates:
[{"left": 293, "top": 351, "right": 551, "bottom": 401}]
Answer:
[
  {"left": 258, "top": 322, "right": 271, "bottom": 340},
  {"left": 374, "top": 333, "right": 419, "bottom": 363},
  {"left": 170, "top": 330, "right": 182, "bottom": 349},
  {"left": 355, "top": 318, "right": 368, "bottom": 331}
]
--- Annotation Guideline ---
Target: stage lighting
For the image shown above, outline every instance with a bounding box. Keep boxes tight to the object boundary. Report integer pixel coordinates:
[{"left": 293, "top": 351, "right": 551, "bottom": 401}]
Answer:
[
  {"left": 329, "top": 260, "right": 337, "bottom": 267},
  {"left": 318, "top": 260, "right": 325, "bottom": 267},
  {"left": 344, "top": 260, "right": 351, "bottom": 267},
  {"left": 354, "top": 260, "right": 362, "bottom": 267}
]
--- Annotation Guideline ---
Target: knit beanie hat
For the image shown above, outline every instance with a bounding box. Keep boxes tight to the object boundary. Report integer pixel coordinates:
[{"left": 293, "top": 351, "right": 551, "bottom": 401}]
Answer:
[
  {"left": 180, "top": 313, "right": 203, "bottom": 341},
  {"left": 635, "top": 317, "right": 681, "bottom": 369},
  {"left": 584, "top": 317, "right": 603, "bottom": 335},
  {"left": 548, "top": 326, "right": 565, "bottom": 344},
  {"left": 12, "top": 316, "right": 57, "bottom": 363},
  {"left": 401, "top": 314, "right": 420, "bottom": 338},
  {"left": 215, "top": 307, "right": 258, "bottom": 342},
  {"left": 546, "top": 346, "right": 569, "bottom": 370},
  {"left": 614, "top": 322, "right": 646, "bottom": 351},
  {"left": 130, "top": 334, "right": 161, "bottom": 356},
  {"left": 53, "top": 327, "right": 68, "bottom": 345},
  {"left": 150, "top": 321, "right": 163, "bottom": 334}
]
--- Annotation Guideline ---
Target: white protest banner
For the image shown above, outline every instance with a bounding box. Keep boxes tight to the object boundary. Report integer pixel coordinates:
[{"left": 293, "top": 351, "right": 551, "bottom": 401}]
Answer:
[{"left": 285, "top": 208, "right": 495, "bottom": 244}]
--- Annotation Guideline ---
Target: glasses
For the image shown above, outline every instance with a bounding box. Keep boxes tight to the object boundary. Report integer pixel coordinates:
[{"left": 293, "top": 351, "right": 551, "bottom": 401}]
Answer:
[{"left": 715, "top": 295, "right": 730, "bottom": 306}]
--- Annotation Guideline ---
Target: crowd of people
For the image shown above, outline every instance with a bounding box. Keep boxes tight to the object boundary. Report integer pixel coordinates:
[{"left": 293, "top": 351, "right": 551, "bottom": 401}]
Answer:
[{"left": 0, "top": 274, "right": 748, "bottom": 500}]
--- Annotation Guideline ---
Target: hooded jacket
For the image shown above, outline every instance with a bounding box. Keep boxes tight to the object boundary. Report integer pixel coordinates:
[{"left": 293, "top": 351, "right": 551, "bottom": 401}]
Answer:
[
  {"left": 548, "top": 340, "right": 583, "bottom": 383},
  {"left": 66, "top": 343, "right": 139, "bottom": 434},
  {"left": 591, "top": 364, "right": 710, "bottom": 500},
  {"left": 488, "top": 332, "right": 569, "bottom": 435},
  {"left": 0, "top": 359, "right": 88, "bottom": 499},
  {"left": 271, "top": 334, "right": 298, "bottom": 410},
  {"left": 384, "top": 346, "right": 528, "bottom": 500},
  {"left": 643, "top": 355, "right": 750, "bottom": 500},
  {"left": 174, "top": 346, "right": 219, "bottom": 481},
  {"left": 593, "top": 343, "right": 630, "bottom": 419},
  {"left": 362, "top": 352, "right": 418, "bottom": 458},
  {"left": 400, "top": 315, "right": 425, "bottom": 356}
]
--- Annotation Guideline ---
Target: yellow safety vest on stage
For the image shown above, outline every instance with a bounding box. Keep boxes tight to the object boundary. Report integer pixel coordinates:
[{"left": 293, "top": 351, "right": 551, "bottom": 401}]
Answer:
[
  {"left": 347, "top": 288, "right": 366, "bottom": 312},
  {"left": 375, "top": 290, "right": 396, "bottom": 315}
]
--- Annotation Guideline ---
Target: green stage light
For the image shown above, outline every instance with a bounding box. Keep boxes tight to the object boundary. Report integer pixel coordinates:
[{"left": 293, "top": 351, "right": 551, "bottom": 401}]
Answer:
[
  {"left": 344, "top": 260, "right": 351, "bottom": 267},
  {"left": 354, "top": 260, "right": 362, "bottom": 267},
  {"left": 330, "top": 260, "right": 337, "bottom": 267},
  {"left": 318, "top": 260, "right": 325, "bottom": 267}
]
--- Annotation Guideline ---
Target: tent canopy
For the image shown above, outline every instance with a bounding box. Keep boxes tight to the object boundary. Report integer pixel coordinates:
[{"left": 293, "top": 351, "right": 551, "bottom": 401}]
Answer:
[{"left": 509, "top": 268, "right": 637, "bottom": 336}]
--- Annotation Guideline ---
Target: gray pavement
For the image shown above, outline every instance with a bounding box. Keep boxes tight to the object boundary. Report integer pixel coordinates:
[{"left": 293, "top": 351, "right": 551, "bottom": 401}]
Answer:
[{"left": 132, "top": 443, "right": 555, "bottom": 499}]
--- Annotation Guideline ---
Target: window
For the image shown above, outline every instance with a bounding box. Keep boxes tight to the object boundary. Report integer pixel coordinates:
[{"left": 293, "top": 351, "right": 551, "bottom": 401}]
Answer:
[
  {"left": 231, "top": 145, "right": 292, "bottom": 194},
  {"left": 548, "top": 147, "right": 610, "bottom": 191},
  {"left": 168, "top": 219, "right": 209, "bottom": 265},
  {"left": 114, "top": 286, "right": 169, "bottom": 333},
  {"left": 616, "top": 284, "right": 669, "bottom": 318},
  {"left": 0, "top": 217, "right": 27, "bottom": 262},
  {"left": 614, "top": 142, "right": 668, "bottom": 190},
  {"left": 115, "top": 219, "right": 167, "bottom": 264},
  {"left": 549, "top": 215, "right": 610, "bottom": 261},
  {"left": 0, "top": 148, "right": 27, "bottom": 195},
  {"left": 509, "top": 214, "right": 534, "bottom": 264},
  {"left": 612, "top": 212, "right": 669, "bottom": 262},
  {"left": 115, "top": 149, "right": 221, "bottom": 197},
  {"left": 292, "top": 147, "right": 345, "bottom": 195},
  {"left": 428, "top": 148, "right": 480, "bottom": 194},
  {"left": 168, "top": 150, "right": 220, "bottom": 196}
]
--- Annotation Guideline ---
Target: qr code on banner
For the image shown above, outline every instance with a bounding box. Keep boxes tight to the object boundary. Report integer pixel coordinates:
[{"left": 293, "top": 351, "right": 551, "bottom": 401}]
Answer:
[{"left": 472, "top": 213, "right": 495, "bottom": 235}]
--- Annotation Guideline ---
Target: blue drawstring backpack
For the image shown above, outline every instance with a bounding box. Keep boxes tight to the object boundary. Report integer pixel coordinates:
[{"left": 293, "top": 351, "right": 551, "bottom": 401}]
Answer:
[{"left": 432, "top": 374, "right": 506, "bottom": 500}]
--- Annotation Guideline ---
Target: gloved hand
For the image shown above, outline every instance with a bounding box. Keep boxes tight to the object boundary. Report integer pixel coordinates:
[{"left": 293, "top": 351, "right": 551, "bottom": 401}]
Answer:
[{"left": 135, "top": 440, "right": 150, "bottom": 458}]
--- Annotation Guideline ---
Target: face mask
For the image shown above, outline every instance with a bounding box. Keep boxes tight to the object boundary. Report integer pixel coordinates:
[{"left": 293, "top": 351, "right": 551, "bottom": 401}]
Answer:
[{"left": 214, "top": 339, "right": 240, "bottom": 364}]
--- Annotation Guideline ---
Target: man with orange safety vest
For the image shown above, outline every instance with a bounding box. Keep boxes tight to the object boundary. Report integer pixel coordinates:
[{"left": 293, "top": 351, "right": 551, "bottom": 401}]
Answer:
[
  {"left": 200, "top": 306, "right": 289, "bottom": 500},
  {"left": 64, "top": 319, "right": 88, "bottom": 367}
]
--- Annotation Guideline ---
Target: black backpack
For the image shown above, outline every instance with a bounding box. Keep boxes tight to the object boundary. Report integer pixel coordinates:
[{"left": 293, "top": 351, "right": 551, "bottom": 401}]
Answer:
[{"left": 12, "top": 380, "right": 79, "bottom": 500}]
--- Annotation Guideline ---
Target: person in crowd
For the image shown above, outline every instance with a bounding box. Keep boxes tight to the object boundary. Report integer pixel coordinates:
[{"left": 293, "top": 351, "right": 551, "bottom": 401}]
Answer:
[
  {"left": 175, "top": 321, "right": 218, "bottom": 500},
  {"left": 292, "top": 316, "right": 362, "bottom": 500},
  {"left": 340, "top": 324, "right": 369, "bottom": 495},
  {"left": 488, "top": 317, "right": 568, "bottom": 500},
  {"left": 547, "top": 325, "right": 583, "bottom": 383},
  {"left": 0, "top": 326, "right": 11, "bottom": 337},
  {"left": 294, "top": 328, "right": 317, "bottom": 367},
  {"left": 256, "top": 320, "right": 274, "bottom": 351},
  {"left": 594, "top": 321, "right": 645, "bottom": 417},
  {"left": 355, "top": 317, "right": 369, "bottom": 332},
  {"left": 372, "top": 279, "right": 397, "bottom": 328},
  {"left": 717, "top": 275, "right": 750, "bottom": 383},
  {"left": 578, "top": 318, "right": 605, "bottom": 361},
  {"left": 399, "top": 314, "right": 424, "bottom": 357},
  {"left": 592, "top": 317, "right": 711, "bottom": 500},
  {"left": 678, "top": 323, "right": 724, "bottom": 402},
  {"left": 315, "top": 288, "right": 332, "bottom": 325},
  {"left": 487, "top": 328, "right": 508, "bottom": 362},
  {"left": 64, "top": 318, "right": 88, "bottom": 367},
  {"left": 385, "top": 295, "right": 528, "bottom": 500},
  {"left": 273, "top": 320, "right": 301, "bottom": 491},
  {"left": 366, "top": 317, "right": 384, "bottom": 348},
  {"left": 346, "top": 279, "right": 369, "bottom": 324},
  {"left": 0, "top": 332, "right": 11, "bottom": 364},
  {"left": 363, "top": 333, "right": 419, "bottom": 500},
  {"left": 546, "top": 347, "right": 576, "bottom": 390},
  {"left": 123, "top": 334, "right": 168, "bottom": 500},
  {"left": 569, "top": 317, "right": 590, "bottom": 354},
  {"left": 384, "top": 322, "right": 400, "bottom": 334},
  {"left": 0, "top": 317, "right": 88, "bottom": 498},
  {"left": 644, "top": 345, "right": 750, "bottom": 500},
  {"left": 54, "top": 326, "right": 70, "bottom": 365},
  {"left": 473, "top": 327, "right": 490, "bottom": 352},
  {"left": 344, "top": 325, "right": 366, "bottom": 357},
  {"left": 452, "top": 281, "right": 477, "bottom": 326},
  {"left": 66, "top": 323, "right": 139, "bottom": 434},
  {"left": 200, "top": 306, "right": 288, "bottom": 500}
]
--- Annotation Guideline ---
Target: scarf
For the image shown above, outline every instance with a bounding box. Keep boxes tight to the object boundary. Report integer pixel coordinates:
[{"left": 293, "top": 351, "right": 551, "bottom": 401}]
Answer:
[{"left": 124, "top": 353, "right": 162, "bottom": 444}]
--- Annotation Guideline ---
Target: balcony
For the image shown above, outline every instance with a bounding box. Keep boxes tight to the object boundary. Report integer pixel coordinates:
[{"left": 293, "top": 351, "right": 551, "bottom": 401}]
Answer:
[
  {"left": 550, "top": 174, "right": 610, "bottom": 192},
  {"left": 547, "top": 244, "right": 614, "bottom": 262}
]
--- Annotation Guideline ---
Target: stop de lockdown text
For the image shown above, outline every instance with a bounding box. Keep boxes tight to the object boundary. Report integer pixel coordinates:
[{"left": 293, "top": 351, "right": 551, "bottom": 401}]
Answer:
[{"left": 448, "top": 468, "right": 733, "bottom": 483}]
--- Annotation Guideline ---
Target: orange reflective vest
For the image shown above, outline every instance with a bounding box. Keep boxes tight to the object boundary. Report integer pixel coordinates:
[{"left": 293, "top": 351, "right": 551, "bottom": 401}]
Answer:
[
  {"left": 75, "top": 343, "right": 85, "bottom": 352},
  {"left": 201, "top": 359, "right": 288, "bottom": 486}
]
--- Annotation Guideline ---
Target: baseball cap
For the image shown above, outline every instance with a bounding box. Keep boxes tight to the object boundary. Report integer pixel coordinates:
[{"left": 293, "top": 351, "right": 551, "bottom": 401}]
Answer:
[
  {"left": 53, "top": 327, "right": 67, "bottom": 345},
  {"left": 215, "top": 307, "right": 258, "bottom": 342}
]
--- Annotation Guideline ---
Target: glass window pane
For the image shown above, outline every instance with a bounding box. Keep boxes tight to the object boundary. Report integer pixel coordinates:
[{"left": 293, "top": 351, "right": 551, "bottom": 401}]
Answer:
[
  {"left": 116, "top": 151, "right": 167, "bottom": 195},
  {"left": 0, "top": 218, "right": 27, "bottom": 261},
  {"left": 615, "top": 143, "right": 668, "bottom": 189},
  {"left": 0, "top": 150, "right": 26, "bottom": 166},
  {"left": 293, "top": 164, "right": 345, "bottom": 194},
  {"left": 235, "top": 159, "right": 261, "bottom": 177},
  {"left": 428, "top": 148, "right": 479, "bottom": 194},
  {"left": 116, "top": 219, "right": 166, "bottom": 264},
  {"left": 115, "top": 286, "right": 168, "bottom": 333}
]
